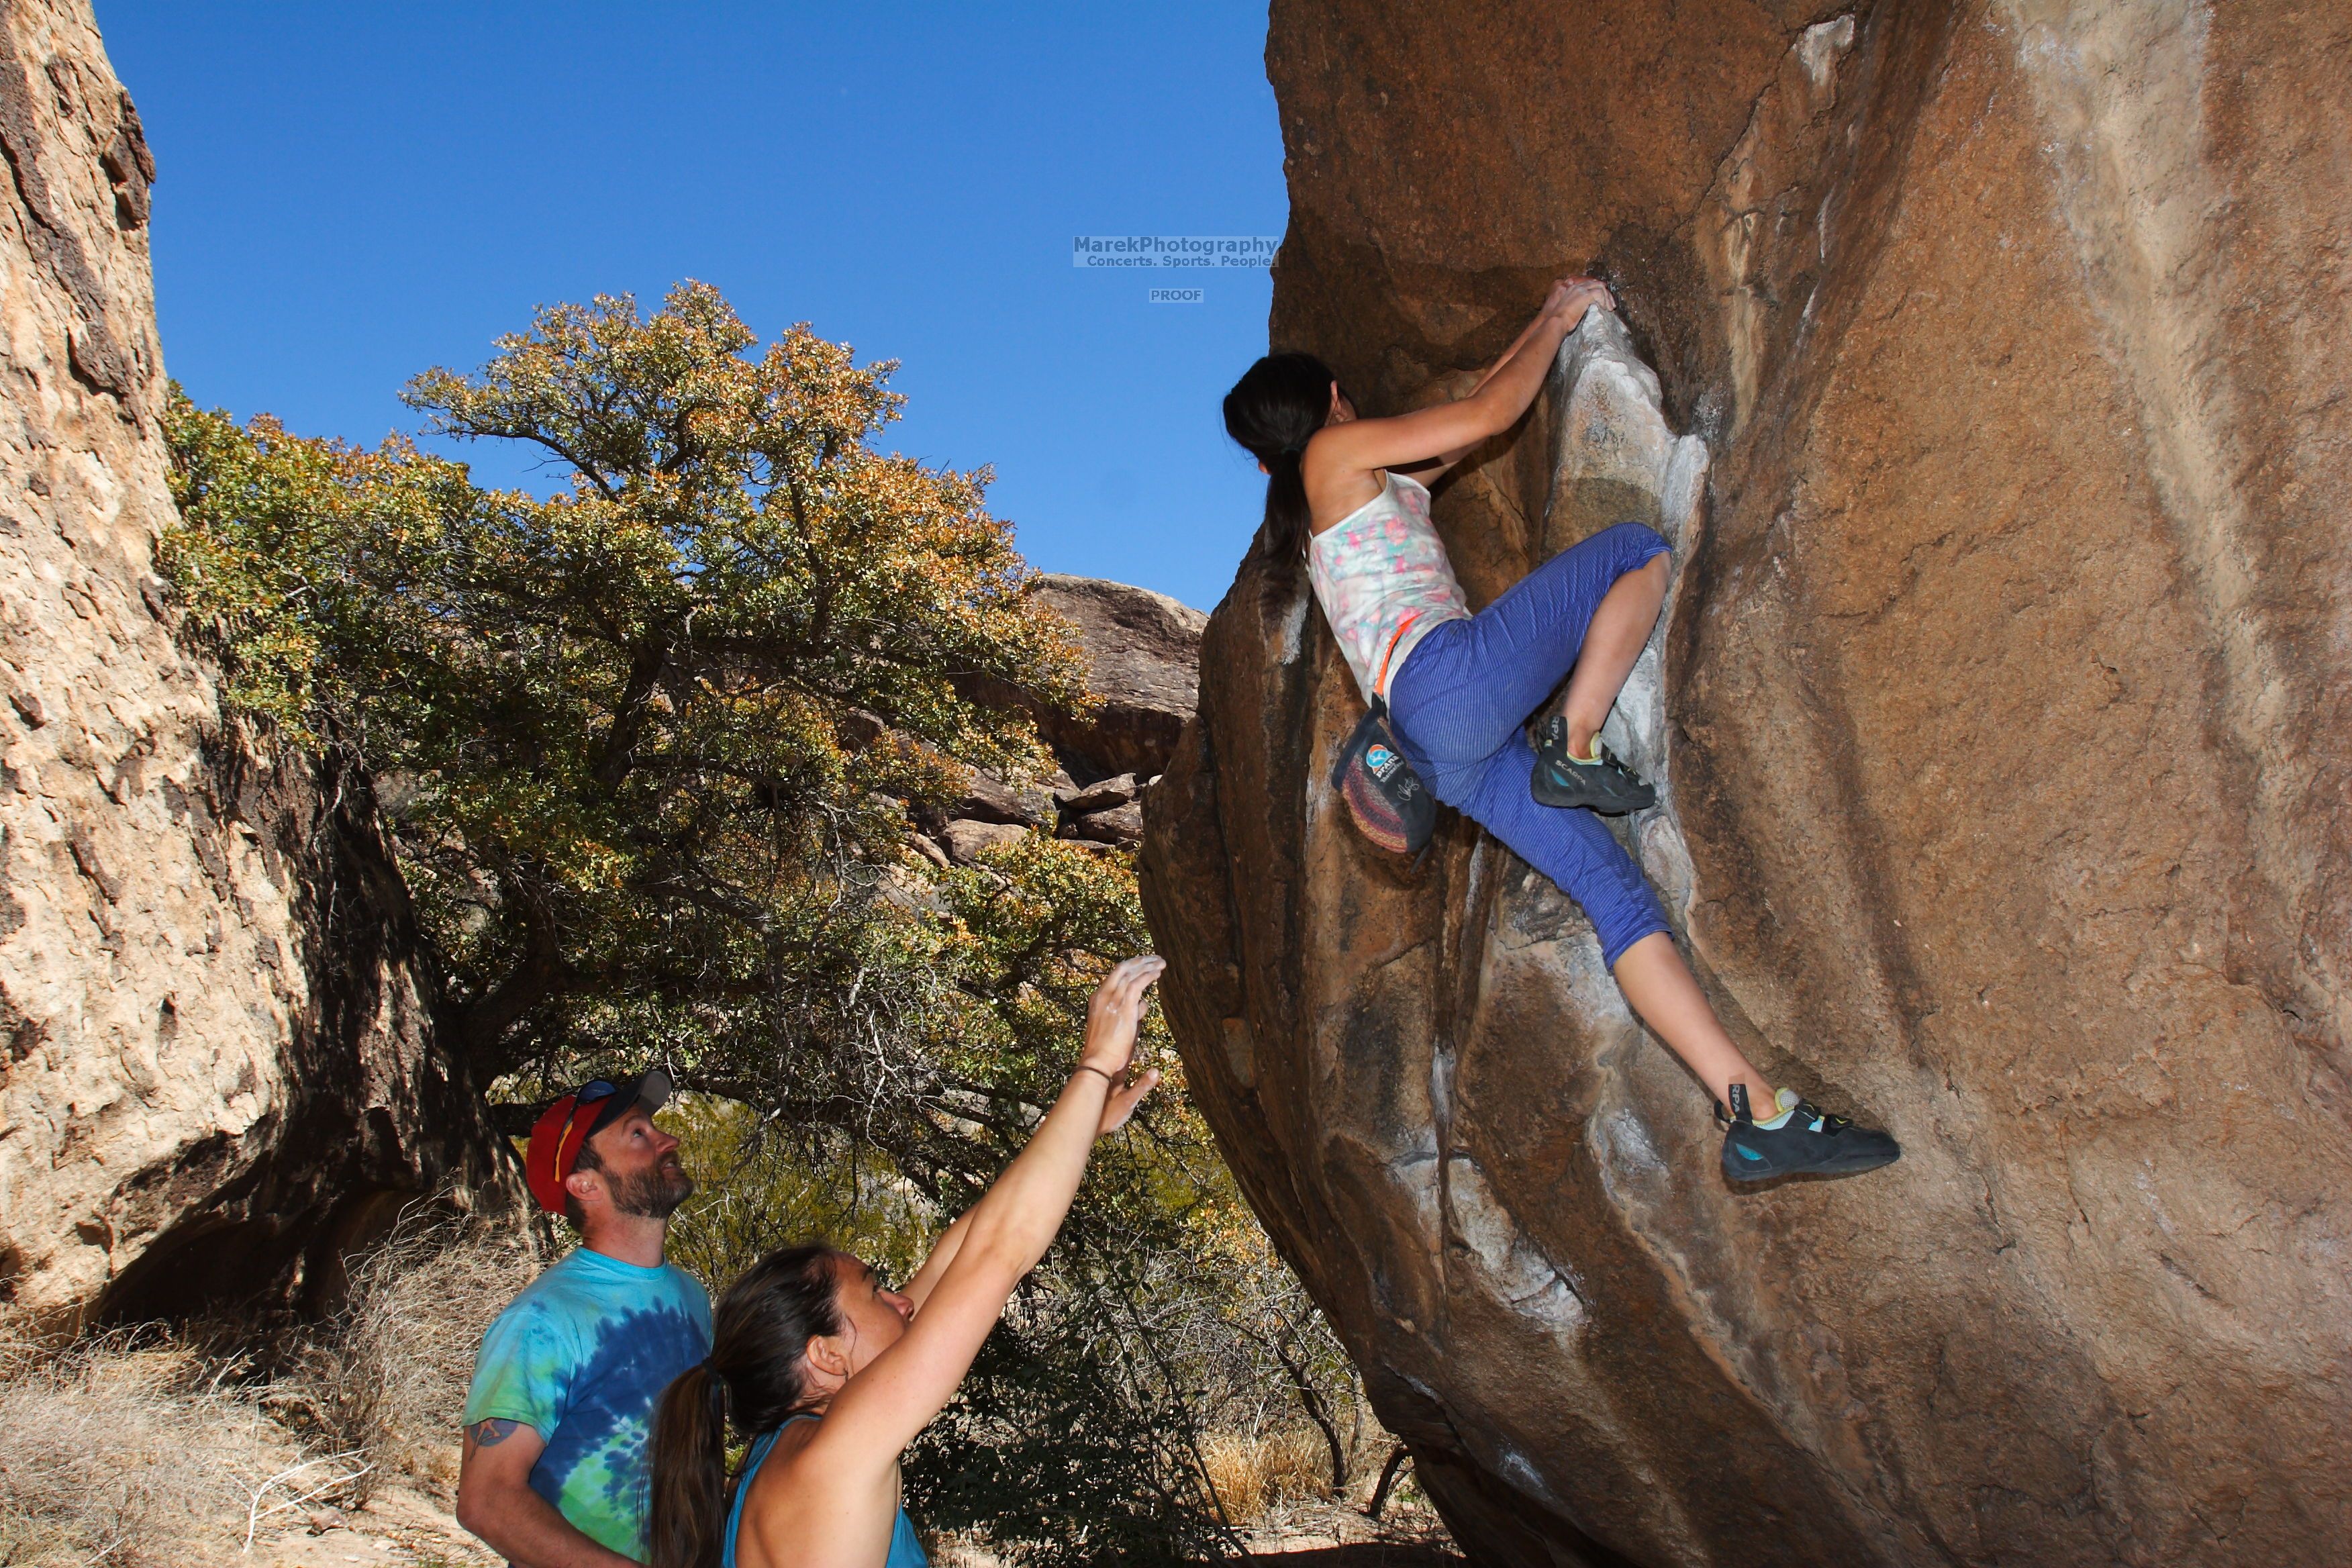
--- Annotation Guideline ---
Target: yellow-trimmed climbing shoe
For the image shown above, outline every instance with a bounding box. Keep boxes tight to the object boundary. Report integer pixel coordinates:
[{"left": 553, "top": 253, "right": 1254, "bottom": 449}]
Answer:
[{"left": 1530, "top": 714, "right": 1656, "bottom": 814}]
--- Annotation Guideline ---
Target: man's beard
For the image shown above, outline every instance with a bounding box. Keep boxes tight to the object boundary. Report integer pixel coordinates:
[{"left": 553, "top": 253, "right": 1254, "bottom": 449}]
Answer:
[{"left": 608, "top": 1155, "right": 695, "bottom": 1219}]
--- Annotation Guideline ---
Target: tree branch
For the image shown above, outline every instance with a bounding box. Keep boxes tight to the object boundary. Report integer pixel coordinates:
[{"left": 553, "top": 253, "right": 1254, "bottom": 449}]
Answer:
[{"left": 452, "top": 884, "right": 571, "bottom": 1073}]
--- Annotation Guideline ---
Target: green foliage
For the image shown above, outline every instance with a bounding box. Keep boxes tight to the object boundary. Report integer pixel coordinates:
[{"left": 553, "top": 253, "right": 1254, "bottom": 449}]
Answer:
[
  {"left": 663, "top": 1098, "right": 934, "bottom": 1295},
  {"left": 905, "top": 1285, "right": 1232, "bottom": 1567},
  {"left": 163, "top": 282, "right": 1089, "bottom": 1078}
]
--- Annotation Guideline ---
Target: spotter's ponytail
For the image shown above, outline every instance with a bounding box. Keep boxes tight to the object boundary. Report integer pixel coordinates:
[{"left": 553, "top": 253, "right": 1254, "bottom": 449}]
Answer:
[
  {"left": 646, "top": 1244, "right": 846, "bottom": 1568},
  {"left": 647, "top": 1362, "right": 729, "bottom": 1568}
]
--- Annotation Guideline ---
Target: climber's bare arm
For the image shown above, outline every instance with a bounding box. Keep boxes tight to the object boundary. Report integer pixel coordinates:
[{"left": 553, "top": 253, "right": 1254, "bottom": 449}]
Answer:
[
  {"left": 1306, "top": 279, "right": 1612, "bottom": 516},
  {"left": 456, "top": 1420, "right": 634, "bottom": 1568},
  {"left": 818, "top": 957, "right": 1165, "bottom": 1463},
  {"left": 1387, "top": 328, "right": 1535, "bottom": 487}
]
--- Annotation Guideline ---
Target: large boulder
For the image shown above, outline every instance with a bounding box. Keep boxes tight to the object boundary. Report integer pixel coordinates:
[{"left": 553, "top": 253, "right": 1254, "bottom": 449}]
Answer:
[
  {"left": 1142, "top": 4, "right": 2352, "bottom": 1566},
  {"left": 972, "top": 573, "right": 1206, "bottom": 786},
  {"left": 0, "top": 0, "right": 514, "bottom": 1330}
]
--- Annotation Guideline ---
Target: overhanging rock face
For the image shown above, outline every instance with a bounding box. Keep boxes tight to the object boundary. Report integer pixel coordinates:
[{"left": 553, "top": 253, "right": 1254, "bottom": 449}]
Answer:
[
  {"left": 1141, "top": 3, "right": 2352, "bottom": 1564},
  {"left": 0, "top": 0, "right": 516, "bottom": 1329}
]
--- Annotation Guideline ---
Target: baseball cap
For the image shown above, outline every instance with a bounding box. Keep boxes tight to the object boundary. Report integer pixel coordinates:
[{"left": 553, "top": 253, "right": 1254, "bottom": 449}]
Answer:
[{"left": 524, "top": 1067, "right": 675, "bottom": 1213}]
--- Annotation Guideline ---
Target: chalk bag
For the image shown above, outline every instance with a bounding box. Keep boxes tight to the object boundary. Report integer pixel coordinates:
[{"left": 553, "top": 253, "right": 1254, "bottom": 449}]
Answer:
[{"left": 1330, "top": 696, "right": 1436, "bottom": 856}]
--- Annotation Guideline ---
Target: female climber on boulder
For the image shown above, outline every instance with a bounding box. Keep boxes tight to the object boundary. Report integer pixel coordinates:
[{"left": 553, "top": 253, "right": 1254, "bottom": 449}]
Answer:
[
  {"left": 645, "top": 955, "right": 1166, "bottom": 1568},
  {"left": 1222, "top": 278, "right": 1898, "bottom": 1183}
]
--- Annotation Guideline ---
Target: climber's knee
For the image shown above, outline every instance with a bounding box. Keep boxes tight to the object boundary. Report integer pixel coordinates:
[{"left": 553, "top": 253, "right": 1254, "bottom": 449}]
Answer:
[
  {"left": 1600, "top": 915, "right": 1674, "bottom": 971},
  {"left": 1589, "top": 863, "right": 1673, "bottom": 967},
  {"left": 1593, "top": 520, "right": 1670, "bottom": 568}
]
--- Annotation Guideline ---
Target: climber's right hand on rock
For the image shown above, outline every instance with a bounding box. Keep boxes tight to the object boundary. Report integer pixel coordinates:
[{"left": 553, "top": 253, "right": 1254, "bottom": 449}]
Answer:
[
  {"left": 1077, "top": 954, "right": 1165, "bottom": 1134},
  {"left": 1547, "top": 275, "right": 1616, "bottom": 322}
]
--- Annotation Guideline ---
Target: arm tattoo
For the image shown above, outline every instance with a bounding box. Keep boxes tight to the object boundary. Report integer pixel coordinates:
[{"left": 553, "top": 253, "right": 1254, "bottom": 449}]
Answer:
[{"left": 470, "top": 1418, "right": 524, "bottom": 1447}]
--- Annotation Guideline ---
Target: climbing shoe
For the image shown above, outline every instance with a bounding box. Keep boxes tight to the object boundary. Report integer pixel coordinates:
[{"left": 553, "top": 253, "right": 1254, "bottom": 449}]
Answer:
[
  {"left": 1530, "top": 713, "right": 1656, "bottom": 814},
  {"left": 1718, "top": 1085, "right": 1901, "bottom": 1183}
]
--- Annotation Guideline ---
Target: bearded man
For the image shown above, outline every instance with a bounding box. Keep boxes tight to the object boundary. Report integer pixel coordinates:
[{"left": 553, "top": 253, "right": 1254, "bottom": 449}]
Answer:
[{"left": 457, "top": 1070, "right": 711, "bottom": 1567}]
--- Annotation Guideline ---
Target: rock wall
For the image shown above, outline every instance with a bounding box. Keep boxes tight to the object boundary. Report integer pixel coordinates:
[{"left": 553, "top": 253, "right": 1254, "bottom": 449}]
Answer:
[
  {"left": 1141, "top": 3, "right": 2352, "bottom": 1565},
  {"left": 0, "top": 0, "right": 513, "bottom": 1331}
]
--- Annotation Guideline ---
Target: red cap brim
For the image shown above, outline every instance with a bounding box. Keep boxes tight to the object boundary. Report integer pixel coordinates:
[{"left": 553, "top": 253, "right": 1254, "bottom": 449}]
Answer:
[{"left": 525, "top": 1093, "right": 581, "bottom": 1213}]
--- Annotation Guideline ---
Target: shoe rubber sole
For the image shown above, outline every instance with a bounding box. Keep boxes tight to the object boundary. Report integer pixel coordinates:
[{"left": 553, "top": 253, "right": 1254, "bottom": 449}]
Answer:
[{"left": 1722, "top": 1131, "right": 1902, "bottom": 1183}]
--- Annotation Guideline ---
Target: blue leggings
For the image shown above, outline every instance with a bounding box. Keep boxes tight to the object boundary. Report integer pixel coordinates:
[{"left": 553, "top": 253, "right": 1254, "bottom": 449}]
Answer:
[{"left": 1385, "top": 522, "right": 1673, "bottom": 967}]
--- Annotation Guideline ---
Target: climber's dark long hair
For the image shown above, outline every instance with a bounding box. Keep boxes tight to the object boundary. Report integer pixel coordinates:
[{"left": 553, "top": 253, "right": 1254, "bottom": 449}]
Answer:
[
  {"left": 1224, "top": 352, "right": 1342, "bottom": 563},
  {"left": 647, "top": 1243, "right": 846, "bottom": 1568}
]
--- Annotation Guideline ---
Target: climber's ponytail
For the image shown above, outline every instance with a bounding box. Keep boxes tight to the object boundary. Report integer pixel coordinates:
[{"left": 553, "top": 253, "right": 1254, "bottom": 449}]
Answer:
[
  {"left": 1223, "top": 352, "right": 1342, "bottom": 564},
  {"left": 647, "top": 1242, "right": 848, "bottom": 1568},
  {"left": 648, "top": 1363, "right": 729, "bottom": 1568}
]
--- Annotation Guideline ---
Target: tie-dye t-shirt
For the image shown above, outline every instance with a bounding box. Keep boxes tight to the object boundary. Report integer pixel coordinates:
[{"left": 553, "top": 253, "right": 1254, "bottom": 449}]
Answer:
[
  {"left": 1306, "top": 469, "right": 1469, "bottom": 703},
  {"left": 462, "top": 1247, "right": 712, "bottom": 1560}
]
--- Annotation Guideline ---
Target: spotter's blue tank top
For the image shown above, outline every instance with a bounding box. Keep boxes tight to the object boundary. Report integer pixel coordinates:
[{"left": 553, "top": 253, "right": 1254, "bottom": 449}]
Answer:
[{"left": 722, "top": 1414, "right": 928, "bottom": 1568}]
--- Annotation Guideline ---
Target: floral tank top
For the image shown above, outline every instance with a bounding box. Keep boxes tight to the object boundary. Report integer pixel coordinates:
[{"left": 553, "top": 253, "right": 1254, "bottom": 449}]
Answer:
[{"left": 1306, "top": 470, "right": 1469, "bottom": 702}]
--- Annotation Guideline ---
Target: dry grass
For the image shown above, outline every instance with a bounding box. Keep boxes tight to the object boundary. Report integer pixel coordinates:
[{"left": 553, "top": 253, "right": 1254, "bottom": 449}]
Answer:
[
  {"left": 0, "top": 1202, "right": 541, "bottom": 1567},
  {"left": 301, "top": 1204, "right": 549, "bottom": 1501},
  {"left": 1199, "top": 1426, "right": 1338, "bottom": 1524},
  {"left": 0, "top": 1333, "right": 363, "bottom": 1568}
]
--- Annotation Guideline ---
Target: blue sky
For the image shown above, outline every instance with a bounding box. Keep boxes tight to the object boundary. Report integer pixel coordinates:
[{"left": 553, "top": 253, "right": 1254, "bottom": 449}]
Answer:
[{"left": 96, "top": 2, "right": 1283, "bottom": 612}]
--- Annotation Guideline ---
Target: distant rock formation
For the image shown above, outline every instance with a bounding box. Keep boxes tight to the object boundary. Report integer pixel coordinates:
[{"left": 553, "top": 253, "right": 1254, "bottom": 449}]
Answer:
[
  {"left": 961, "top": 573, "right": 1206, "bottom": 788},
  {"left": 1026, "top": 573, "right": 1206, "bottom": 785},
  {"left": 0, "top": 0, "right": 514, "bottom": 1330},
  {"left": 935, "top": 575, "right": 1205, "bottom": 860},
  {"left": 1143, "top": 4, "right": 2352, "bottom": 1565}
]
